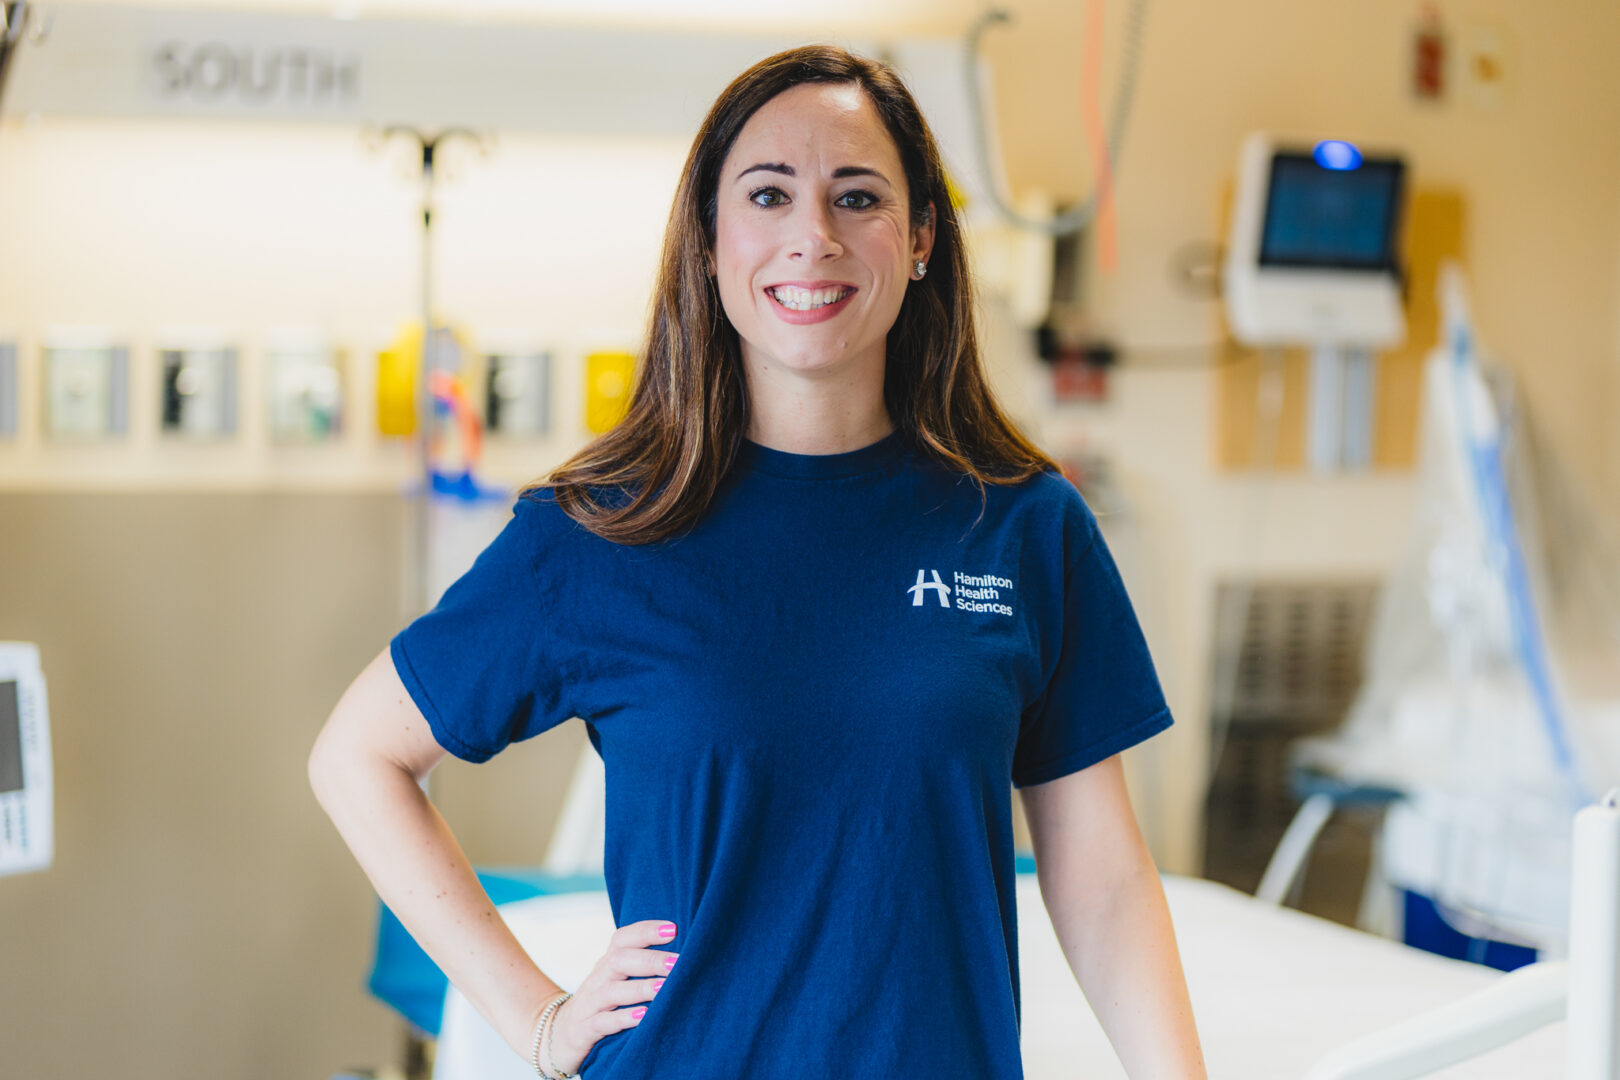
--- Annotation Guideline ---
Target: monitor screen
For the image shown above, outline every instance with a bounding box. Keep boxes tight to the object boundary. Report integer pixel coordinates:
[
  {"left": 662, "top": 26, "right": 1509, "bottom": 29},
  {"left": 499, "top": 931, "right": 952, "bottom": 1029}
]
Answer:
[
  {"left": 1259, "top": 153, "right": 1404, "bottom": 272},
  {"left": 0, "top": 681, "right": 20, "bottom": 795}
]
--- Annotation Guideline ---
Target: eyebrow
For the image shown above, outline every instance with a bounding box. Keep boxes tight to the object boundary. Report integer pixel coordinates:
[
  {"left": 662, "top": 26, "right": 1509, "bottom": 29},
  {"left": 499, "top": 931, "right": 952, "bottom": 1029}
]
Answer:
[{"left": 735, "top": 163, "right": 891, "bottom": 183}]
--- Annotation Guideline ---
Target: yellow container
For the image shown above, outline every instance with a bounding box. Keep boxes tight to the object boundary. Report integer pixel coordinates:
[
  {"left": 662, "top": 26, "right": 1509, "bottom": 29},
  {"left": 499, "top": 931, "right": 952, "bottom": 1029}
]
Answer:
[
  {"left": 376, "top": 322, "right": 421, "bottom": 437},
  {"left": 584, "top": 351, "right": 635, "bottom": 434}
]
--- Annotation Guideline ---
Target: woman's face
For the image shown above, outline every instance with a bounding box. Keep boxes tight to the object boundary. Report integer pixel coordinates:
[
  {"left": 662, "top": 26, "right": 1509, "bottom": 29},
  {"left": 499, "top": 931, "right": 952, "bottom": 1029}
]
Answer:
[{"left": 711, "top": 82, "right": 934, "bottom": 389}]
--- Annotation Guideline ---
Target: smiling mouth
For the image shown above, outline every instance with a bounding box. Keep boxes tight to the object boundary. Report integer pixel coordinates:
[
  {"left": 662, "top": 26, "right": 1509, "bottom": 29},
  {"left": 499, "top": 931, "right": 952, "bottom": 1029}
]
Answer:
[{"left": 767, "top": 285, "right": 855, "bottom": 312}]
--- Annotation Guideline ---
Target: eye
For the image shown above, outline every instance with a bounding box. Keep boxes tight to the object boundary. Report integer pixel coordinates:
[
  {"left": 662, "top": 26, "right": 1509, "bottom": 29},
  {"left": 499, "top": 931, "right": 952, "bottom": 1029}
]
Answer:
[
  {"left": 748, "top": 186, "right": 788, "bottom": 207},
  {"left": 835, "top": 190, "right": 879, "bottom": 210}
]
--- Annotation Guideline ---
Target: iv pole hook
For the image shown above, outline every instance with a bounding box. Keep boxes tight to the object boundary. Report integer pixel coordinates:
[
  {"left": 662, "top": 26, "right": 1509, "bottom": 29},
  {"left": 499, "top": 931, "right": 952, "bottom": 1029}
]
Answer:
[{"left": 962, "top": 2, "right": 1149, "bottom": 237}]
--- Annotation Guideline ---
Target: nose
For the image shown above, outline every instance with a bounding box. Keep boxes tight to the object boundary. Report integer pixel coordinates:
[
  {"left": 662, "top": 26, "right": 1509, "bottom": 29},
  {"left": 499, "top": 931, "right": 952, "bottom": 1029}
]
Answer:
[{"left": 789, "top": 200, "right": 843, "bottom": 262}]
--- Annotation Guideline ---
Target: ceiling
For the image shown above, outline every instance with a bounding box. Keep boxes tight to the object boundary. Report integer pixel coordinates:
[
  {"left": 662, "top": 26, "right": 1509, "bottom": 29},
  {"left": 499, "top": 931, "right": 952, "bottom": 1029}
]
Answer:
[
  {"left": 27, "top": 0, "right": 1114, "bottom": 200},
  {"left": 42, "top": 0, "right": 1007, "bottom": 35}
]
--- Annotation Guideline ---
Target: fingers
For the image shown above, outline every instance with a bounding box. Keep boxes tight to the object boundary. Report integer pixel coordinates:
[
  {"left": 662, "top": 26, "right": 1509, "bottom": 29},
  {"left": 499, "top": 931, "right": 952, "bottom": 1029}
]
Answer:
[
  {"left": 578, "top": 994, "right": 649, "bottom": 1040},
  {"left": 603, "top": 943, "right": 680, "bottom": 980},
  {"left": 612, "top": 918, "right": 680, "bottom": 949},
  {"left": 602, "top": 975, "right": 666, "bottom": 1008},
  {"left": 585, "top": 971, "right": 667, "bottom": 1041},
  {"left": 606, "top": 919, "right": 681, "bottom": 978},
  {"left": 552, "top": 919, "right": 680, "bottom": 1066}
]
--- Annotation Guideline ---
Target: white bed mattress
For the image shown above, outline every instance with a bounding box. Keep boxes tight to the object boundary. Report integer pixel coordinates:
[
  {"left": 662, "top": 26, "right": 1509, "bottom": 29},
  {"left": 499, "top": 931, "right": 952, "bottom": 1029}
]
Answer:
[{"left": 433, "top": 875, "right": 1564, "bottom": 1078}]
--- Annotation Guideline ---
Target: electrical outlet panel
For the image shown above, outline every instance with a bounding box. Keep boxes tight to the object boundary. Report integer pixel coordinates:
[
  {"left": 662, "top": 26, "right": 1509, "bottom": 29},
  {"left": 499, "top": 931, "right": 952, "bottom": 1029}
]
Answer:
[
  {"left": 160, "top": 346, "right": 238, "bottom": 438},
  {"left": 0, "top": 344, "right": 16, "bottom": 439},
  {"left": 267, "top": 345, "right": 343, "bottom": 443},
  {"left": 44, "top": 341, "right": 128, "bottom": 440},
  {"left": 485, "top": 350, "right": 551, "bottom": 437}
]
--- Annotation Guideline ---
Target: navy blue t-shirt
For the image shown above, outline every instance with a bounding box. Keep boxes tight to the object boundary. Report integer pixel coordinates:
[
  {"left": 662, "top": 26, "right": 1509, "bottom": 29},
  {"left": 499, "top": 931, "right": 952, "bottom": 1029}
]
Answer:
[{"left": 390, "top": 430, "right": 1172, "bottom": 1078}]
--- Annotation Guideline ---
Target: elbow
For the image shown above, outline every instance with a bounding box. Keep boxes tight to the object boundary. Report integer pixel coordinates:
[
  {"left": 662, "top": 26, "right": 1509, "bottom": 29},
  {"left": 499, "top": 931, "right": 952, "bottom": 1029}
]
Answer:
[
  {"left": 306, "top": 721, "right": 345, "bottom": 809},
  {"left": 306, "top": 741, "right": 331, "bottom": 809},
  {"left": 306, "top": 716, "right": 422, "bottom": 812}
]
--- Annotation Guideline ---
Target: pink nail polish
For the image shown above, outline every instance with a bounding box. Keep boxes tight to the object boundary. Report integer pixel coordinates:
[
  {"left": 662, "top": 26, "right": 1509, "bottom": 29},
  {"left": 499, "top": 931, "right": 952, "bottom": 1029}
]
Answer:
[
  {"left": 657, "top": 924, "right": 676, "bottom": 937},
  {"left": 632, "top": 1007, "right": 648, "bottom": 1019},
  {"left": 664, "top": 955, "right": 678, "bottom": 971},
  {"left": 653, "top": 979, "right": 665, "bottom": 994}
]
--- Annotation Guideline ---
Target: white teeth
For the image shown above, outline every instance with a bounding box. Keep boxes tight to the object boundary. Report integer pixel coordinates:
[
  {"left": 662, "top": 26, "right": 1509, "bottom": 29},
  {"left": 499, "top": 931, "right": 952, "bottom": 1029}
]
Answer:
[{"left": 770, "top": 286, "right": 849, "bottom": 311}]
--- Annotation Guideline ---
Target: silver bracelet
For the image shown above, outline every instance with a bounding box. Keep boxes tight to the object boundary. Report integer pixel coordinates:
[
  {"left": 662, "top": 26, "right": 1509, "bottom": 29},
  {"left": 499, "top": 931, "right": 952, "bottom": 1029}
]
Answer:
[
  {"left": 530, "top": 991, "right": 574, "bottom": 1079},
  {"left": 545, "top": 992, "right": 579, "bottom": 1080}
]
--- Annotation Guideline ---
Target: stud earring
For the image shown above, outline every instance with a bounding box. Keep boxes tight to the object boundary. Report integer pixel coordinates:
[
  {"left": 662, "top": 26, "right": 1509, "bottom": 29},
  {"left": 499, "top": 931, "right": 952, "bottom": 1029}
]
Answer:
[{"left": 913, "top": 260, "right": 927, "bottom": 279}]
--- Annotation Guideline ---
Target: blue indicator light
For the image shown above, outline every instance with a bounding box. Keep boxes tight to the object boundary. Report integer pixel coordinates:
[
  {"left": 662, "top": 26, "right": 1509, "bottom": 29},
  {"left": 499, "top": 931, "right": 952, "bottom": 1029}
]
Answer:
[{"left": 1314, "top": 140, "right": 1363, "bottom": 171}]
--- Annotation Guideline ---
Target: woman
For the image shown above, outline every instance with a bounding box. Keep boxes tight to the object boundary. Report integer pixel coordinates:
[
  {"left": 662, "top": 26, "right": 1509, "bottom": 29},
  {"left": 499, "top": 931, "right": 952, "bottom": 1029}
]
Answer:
[{"left": 310, "top": 46, "right": 1206, "bottom": 1080}]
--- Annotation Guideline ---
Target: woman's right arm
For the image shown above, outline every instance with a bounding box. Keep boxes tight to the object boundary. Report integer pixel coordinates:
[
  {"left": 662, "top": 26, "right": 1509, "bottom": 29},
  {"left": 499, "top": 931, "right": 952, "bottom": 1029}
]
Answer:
[
  {"left": 307, "top": 645, "right": 669, "bottom": 1072},
  {"left": 308, "top": 645, "right": 566, "bottom": 1059}
]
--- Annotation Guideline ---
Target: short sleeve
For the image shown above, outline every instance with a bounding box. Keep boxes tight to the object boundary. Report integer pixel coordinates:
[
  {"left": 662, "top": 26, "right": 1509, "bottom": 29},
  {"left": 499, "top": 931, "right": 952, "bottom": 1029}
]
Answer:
[
  {"left": 1011, "top": 513, "right": 1174, "bottom": 788},
  {"left": 389, "top": 496, "right": 573, "bottom": 763}
]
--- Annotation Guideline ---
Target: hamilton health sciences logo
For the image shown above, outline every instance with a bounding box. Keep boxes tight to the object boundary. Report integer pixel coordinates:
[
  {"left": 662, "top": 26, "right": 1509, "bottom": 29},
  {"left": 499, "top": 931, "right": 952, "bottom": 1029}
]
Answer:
[{"left": 908, "top": 569, "right": 1015, "bottom": 616}]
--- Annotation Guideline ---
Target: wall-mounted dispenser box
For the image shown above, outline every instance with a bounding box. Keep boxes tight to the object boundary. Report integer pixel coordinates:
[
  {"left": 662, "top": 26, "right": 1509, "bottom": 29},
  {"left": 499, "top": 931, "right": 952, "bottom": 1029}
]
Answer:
[
  {"left": 159, "top": 344, "right": 238, "bottom": 439},
  {"left": 43, "top": 334, "right": 129, "bottom": 440},
  {"left": 266, "top": 339, "right": 344, "bottom": 443},
  {"left": 484, "top": 350, "right": 551, "bottom": 438},
  {"left": 0, "top": 344, "right": 16, "bottom": 439}
]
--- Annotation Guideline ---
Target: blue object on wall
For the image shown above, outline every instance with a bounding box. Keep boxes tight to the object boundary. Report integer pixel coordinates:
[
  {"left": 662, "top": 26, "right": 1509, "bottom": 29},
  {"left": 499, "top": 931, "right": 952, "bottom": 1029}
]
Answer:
[{"left": 1313, "top": 139, "right": 1363, "bottom": 171}]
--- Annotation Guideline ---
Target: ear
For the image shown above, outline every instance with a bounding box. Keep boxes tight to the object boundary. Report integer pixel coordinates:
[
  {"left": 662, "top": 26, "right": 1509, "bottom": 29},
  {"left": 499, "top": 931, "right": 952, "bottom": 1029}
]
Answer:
[{"left": 910, "top": 201, "right": 937, "bottom": 274}]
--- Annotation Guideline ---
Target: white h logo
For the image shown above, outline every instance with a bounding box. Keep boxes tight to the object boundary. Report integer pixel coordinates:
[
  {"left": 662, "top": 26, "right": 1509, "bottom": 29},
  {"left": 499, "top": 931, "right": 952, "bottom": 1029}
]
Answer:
[{"left": 908, "top": 569, "right": 950, "bottom": 608}]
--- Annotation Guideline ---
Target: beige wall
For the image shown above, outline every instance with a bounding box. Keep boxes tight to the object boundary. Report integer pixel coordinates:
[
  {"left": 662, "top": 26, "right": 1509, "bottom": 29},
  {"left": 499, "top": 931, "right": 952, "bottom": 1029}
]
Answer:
[
  {"left": 966, "top": 0, "right": 1620, "bottom": 871},
  {"left": 0, "top": 493, "right": 590, "bottom": 1080},
  {"left": 0, "top": 119, "right": 686, "bottom": 492},
  {"left": 983, "top": 0, "right": 1620, "bottom": 498}
]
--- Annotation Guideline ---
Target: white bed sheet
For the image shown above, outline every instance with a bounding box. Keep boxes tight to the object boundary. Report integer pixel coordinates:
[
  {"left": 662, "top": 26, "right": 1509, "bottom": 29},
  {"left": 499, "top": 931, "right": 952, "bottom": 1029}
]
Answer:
[{"left": 434, "top": 876, "right": 1564, "bottom": 1079}]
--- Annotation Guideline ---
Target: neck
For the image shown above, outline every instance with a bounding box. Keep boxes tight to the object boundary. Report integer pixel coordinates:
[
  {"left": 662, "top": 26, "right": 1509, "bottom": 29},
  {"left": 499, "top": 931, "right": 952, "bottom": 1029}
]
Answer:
[{"left": 743, "top": 353, "right": 892, "bottom": 455}]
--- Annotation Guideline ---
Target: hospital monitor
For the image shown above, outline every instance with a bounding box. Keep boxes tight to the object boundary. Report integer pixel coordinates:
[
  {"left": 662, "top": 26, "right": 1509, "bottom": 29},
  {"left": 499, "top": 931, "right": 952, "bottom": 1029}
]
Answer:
[
  {"left": 0, "top": 681, "right": 21, "bottom": 794},
  {"left": 1225, "top": 134, "right": 1407, "bottom": 348},
  {"left": 0, "top": 643, "right": 52, "bottom": 877}
]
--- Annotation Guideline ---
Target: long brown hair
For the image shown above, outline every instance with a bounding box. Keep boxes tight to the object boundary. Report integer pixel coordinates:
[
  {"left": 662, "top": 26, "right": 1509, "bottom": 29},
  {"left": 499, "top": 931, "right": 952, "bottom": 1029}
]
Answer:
[{"left": 532, "top": 45, "right": 1056, "bottom": 544}]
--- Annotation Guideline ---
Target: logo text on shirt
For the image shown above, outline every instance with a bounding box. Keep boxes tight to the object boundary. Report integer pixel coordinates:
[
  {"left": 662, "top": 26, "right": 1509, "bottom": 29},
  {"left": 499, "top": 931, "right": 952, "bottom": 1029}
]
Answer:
[{"left": 908, "top": 569, "right": 1014, "bottom": 616}]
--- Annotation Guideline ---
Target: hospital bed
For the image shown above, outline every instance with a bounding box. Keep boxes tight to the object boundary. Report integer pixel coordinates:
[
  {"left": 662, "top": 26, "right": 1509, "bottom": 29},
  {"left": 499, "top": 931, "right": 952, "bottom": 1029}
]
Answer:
[
  {"left": 422, "top": 869, "right": 1563, "bottom": 1079},
  {"left": 366, "top": 741, "right": 1604, "bottom": 1079}
]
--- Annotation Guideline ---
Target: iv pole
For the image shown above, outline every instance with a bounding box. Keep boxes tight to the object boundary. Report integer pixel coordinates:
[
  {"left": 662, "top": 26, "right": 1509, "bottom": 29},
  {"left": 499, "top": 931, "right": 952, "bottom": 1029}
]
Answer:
[
  {"left": 0, "top": 2, "right": 54, "bottom": 113},
  {"left": 364, "top": 125, "right": 493, "bottom": 618},
  {"left": 962, "top": 2, "right": 1149, "bottom": 238},
  {"left": 362, "top": 122, "right": 495, "bottom": 1080}
]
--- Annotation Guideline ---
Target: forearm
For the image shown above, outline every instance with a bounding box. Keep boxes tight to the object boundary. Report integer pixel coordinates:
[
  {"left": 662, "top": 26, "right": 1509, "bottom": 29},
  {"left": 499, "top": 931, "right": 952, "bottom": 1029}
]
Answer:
[
  {"left": 1048, "top": 858, "right": 1205, "bottom": 1079},
  {"left": 309, "top": 748, "right": 561, "bottom": 1058},
  {"left": 1023, "top": 757, "right": 1206, "bottom": 1079}
]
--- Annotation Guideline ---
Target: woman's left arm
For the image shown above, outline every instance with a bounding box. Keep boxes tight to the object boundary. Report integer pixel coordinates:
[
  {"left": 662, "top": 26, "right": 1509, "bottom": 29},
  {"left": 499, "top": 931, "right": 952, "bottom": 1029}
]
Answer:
[{"left": 1021, "top": 752, "right": 1208, "bottom": 1079}]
